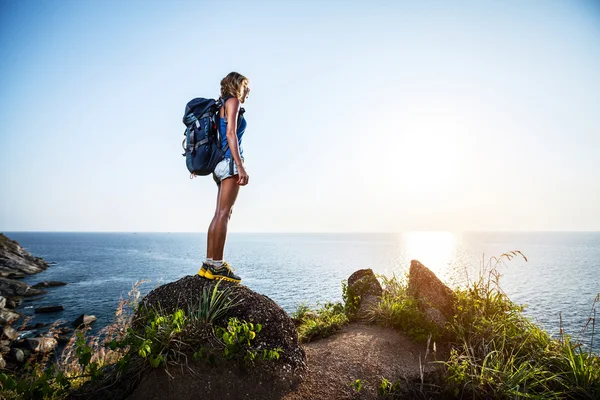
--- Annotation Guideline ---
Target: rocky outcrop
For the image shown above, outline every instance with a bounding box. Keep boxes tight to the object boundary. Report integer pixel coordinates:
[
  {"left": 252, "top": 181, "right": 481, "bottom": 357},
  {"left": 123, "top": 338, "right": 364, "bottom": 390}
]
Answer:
[
  {"left": 126, "top": 275, "right": 307, "bottom": 400},
  {"left": 35, "top": 305, "right": 64, "bottom": 314},
  {"left": 0, "top": 308, "right": 21, "bottom": 325},
  {"left": 346, "top": 269, "right": 382, "bottom": 321},
  {"left": 0, "top": 277, "right": 45, "bottom": 298},
  {"left": 73, "top": 314, "right": 96, "bottom": 328},
  {"left": 1, "top": 325, "right": 18, "bottom": 340},
  {"left": 408, "top": 260, "right": 455, "bottom": 328},
  {"left": 25, "top": 337, "right": 58, "bottom": 353},
  {"left": 0, "top": 233, "right": 49, "bottom": 278},
  {"left": 32, "top": 281, "right": 67, "bottom": 288}
]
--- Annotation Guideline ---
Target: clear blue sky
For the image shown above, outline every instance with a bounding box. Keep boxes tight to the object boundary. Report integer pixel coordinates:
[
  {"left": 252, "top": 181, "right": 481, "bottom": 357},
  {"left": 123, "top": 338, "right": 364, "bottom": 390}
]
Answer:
[{"left": 1, "top": 0, "right": 599, "bottom": 232}]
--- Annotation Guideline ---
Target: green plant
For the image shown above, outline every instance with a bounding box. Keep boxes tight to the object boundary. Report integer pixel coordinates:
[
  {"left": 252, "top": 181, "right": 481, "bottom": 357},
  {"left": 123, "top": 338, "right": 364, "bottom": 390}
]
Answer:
[
  {"left": 378, "top": 377, "right": 401, "bottom": 396},
  {"left": 342, "top": 280, "right": 361, "bottom": 319},
  {"left": 296, "top": 301, "right": 348, "bottom": 343},
  {"left": 291, "top": 302, "right": 311, "bottom": 320},
  {"left": 188, "top": 281, "right": 238, "bottom": 325},
  {"left": 215, "top": 317, "right": 282, "bottom": 367},
  {"left": 350, "top": 378, "right": 362, "bottom": 392},
  {"left": 367, "top": 274, "right": 442, "bottom": 342}
]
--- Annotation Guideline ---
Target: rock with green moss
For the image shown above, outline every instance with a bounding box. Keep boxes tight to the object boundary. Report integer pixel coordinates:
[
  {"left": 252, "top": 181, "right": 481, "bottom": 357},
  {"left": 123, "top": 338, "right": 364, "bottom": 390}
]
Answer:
[
  {"left": 346, "top": 268, "right": 382, "bottom": 320},
  {"left": 125, "top": 275, "right": 308, "bottom": 400}
]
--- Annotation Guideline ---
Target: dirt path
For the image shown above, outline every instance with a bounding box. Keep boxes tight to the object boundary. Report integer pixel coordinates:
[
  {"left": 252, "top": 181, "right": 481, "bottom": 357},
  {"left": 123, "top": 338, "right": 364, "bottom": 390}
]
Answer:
[{"left": 283, "top": 323, "right": 439, "bottom": 400}]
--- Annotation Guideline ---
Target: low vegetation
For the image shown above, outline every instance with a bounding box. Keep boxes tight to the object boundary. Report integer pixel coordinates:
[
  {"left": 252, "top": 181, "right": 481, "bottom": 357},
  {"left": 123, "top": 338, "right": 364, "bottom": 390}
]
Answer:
[
  {"left": 443, "top": 252, "right": 600, "bottom": 399},
  {"left": 337, "top": 251, "right": 600, "bottom": 399},
  {"left": 0, "top": 281, "right": 282, "bottom": 399},
  {"left": 292, "top": 301, "right": 348, "bottom": 343}
]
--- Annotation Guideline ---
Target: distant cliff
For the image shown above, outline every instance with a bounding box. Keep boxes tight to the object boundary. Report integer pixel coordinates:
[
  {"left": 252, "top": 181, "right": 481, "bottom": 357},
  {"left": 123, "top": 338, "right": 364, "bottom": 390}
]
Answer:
[{"left": 0, "top": 233, "right": 49, "bottom": 278}]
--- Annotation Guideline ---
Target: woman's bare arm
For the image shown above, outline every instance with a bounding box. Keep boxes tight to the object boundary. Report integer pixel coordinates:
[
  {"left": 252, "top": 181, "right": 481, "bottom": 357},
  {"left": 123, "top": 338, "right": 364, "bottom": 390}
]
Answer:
[{"left": 225, "top": 98, "right": 249, "bottom": 185}]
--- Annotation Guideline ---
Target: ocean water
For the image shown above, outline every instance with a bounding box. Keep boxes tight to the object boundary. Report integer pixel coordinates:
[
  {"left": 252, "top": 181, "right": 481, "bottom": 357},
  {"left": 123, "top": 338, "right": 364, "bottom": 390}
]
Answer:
[{"left": 5, "top": 231, "right": 600, "bottom": 353}]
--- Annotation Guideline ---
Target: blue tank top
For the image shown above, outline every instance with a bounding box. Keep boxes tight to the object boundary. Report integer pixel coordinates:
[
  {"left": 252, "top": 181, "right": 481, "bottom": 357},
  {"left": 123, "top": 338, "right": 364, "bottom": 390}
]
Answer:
[{"left": 220, "top": 113, "right": 246, "bottom": 159}]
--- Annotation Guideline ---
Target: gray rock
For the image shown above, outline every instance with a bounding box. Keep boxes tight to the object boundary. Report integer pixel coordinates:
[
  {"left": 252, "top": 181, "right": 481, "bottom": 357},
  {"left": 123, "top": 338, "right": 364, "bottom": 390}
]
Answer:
[
  {"left": 0, "top": 277, "right": 45, "bottom": 297},
  {"left": 6, "top": 297, "right": 22, "bottom": 308},
  {"left": 0, "top": 353, "right": 5, "bottom": 369},
  {"left": 355, "top": 294, "right": 381, "bottom": 321},
  {"left": 425, "top": 307, "right": 447, "bottom": 327},
  {"left": 32, "top": 281, "right": 68, "bottom": 289},
  {"left": 22, "top": 322, "right": 47, "bottom": 330},
  {"left": 9, "top": 347, "right": 25, "bottom": 364},
  {"left": 1, "top": 325, "right": 18, "bottom": 340},
  {"left": 0, "top": 308, "right": 21, "bottom": 325},
  {"left": 0, "top": 345, "right": 10, "bottom": 353},
  {"left": 24, "top": 296, "right": 45, "bottom": 303},
  {"left": 0, "top": 233, "right": 49, "bottom": 278},
  {"left": 57, "top": 326, "right": 73, "bottom": 335},
  {"left": 0, "top": 296, "right": 5, "bottom": 308},
  {"left": 347, "top": 269, "right": 383, "bottom": 297},
  {"left": 408, "top": 260, "right": 456, "bottom": 326},
  {"left": 73, "top": 314, "right": 96, "bottom": 328},
  {"left": 346, "top": 269, "right": 383, "bottom": 320},
  {"left": 57, "top": 335, "right": 72, "bottom": 345},
  {"left": 35, "top": 305, "right": 64, "bottom": 314},
  {"left": 25, "top": 337, "right": 57, "bottom": 353}
]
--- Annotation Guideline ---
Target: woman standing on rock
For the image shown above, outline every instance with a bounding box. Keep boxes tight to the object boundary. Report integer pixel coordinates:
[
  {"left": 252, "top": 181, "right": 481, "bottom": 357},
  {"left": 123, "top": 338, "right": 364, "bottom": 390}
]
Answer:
[{"left": 198, "top": 72, "right": 250, "bottom": 284}]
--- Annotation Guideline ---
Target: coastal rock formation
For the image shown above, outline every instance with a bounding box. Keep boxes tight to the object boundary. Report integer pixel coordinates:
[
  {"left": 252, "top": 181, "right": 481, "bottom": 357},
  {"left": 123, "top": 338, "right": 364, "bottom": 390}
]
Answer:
[
  {"left": 0, "top": 277, "right": 45, "bottom": 298},
  {"left": 346, "top": 269, "right": 382, "bottom": 320},
  {"left": 0, "top": 233, "right": 49, "bottom": 278},
  {"left": 32, "top": 281, "right": 67, "bottom": 288},
  {"left": 25, "top": 337, "right": 58, "bottom": 353},
  {"left": 73, "top": 314, "right": 97, "bottom": 328},
  {"left": 408, "top": 260, "right": 455, "bottom": 327},
  {"left": 0, "top": 309, "right": 21, "bottom": 325},
  {"left": 35, "top": 305, "right": 65, "bottom": 314},
  {"left": 127, "top": 275, "right": 307, "bottom": 400}
]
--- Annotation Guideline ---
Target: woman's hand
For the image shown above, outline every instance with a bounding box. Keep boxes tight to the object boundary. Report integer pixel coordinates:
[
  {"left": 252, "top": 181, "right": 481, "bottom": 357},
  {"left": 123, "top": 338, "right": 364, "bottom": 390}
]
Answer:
[{"left": 237, "top": 165, "right": 249, "bottom": 186}]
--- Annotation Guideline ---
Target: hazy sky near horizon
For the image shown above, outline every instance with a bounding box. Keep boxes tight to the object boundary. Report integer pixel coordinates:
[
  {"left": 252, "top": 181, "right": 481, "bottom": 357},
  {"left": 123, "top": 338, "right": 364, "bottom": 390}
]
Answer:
[{"left": 1, "top": 0, "right": 599, "bottom": 233}]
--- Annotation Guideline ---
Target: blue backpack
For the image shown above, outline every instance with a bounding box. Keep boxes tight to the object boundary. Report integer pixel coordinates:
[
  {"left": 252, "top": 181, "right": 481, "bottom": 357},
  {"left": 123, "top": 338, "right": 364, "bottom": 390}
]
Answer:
[
  {"left": 181, "top": 97, "right": 227, "bottom": 176},
  {"left": 181, "top": 96, "right": 245, "bottom": 177}
]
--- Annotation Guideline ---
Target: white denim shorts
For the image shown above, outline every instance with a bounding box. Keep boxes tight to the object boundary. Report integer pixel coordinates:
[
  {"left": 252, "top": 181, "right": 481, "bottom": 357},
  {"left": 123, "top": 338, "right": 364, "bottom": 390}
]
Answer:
[{"left": 212, "top": 157, "right": 244, "bottom": 185}]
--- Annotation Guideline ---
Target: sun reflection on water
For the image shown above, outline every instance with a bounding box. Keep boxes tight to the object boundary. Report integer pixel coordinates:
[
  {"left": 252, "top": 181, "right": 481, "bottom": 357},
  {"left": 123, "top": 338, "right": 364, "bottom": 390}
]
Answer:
[{"left": 400, "top": 231, "right": 461, "bottom": 282}]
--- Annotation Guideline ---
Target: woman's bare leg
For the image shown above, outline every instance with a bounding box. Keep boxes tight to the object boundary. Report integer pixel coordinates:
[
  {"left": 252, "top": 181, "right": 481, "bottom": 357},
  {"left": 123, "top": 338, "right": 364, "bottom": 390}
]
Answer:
[
  {"left": 211, "top": 177, "right": 240, "bottom": 260},
  {"left": 206, "top": 183, "right": 222, "bottom": 259}
]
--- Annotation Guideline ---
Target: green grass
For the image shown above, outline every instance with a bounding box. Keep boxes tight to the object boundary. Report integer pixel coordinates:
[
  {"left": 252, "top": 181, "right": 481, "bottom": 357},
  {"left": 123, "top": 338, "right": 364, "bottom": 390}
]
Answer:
[
  {"left": 443, "top": 251, "right": 600, "bottom": 399},
  {"left": 293, "top": 301, "right": 348, "bottom": 343},
  {"left": 366, "top": 273, "right": 444, "bottom": 342},
  {"left": 337, "top": 251, "right": 599, "bottom": 399}
]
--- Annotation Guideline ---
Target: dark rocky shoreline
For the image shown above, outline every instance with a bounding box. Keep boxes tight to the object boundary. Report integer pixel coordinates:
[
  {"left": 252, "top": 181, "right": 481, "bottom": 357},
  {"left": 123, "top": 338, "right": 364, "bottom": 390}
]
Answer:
[{"left": 0, "top": 233, "right": 88, "bottom": 370}]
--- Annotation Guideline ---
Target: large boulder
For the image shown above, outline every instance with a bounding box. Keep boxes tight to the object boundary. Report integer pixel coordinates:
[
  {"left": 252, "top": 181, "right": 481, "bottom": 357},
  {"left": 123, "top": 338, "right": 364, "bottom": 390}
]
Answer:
[
  {"left": 126, "top": 275, "right": 307, "bottom": 400},
  {"left": 346, "top": 269, "right": 383, "bottom": 320},
  {"left": 34, "top": 305, "right": 64, "bottom": 314},
  {"left": 0, "top": 234, "right": 49, "bottom": 278},
  {"left": 0, "top": 277, "right": 45, "bottom": 297},
  {"left": 0, "top": 308, "right": 21, "bottom": 325},
  {"left": 73, "top": 314, "right": 97, "bottom": 328},
  {"left": 408, "top": 260, "right": 455, "bottom": 327},
  {"left": 25, "top": 337, "right": 57, "bottom": 353},
  {"left": 1, "top": 325, "right": 18, "bottom": 340}
]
